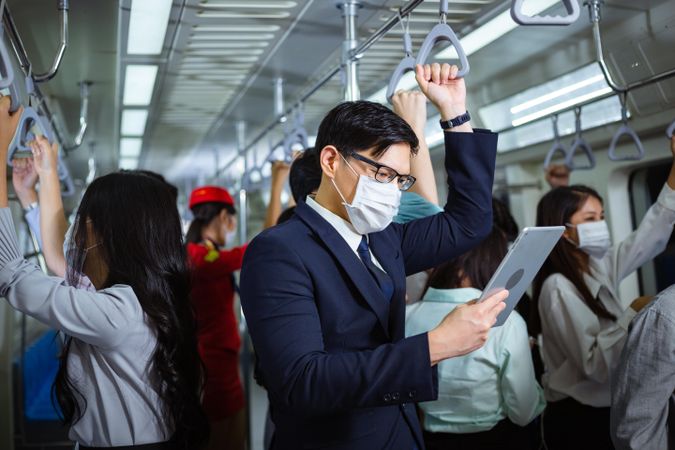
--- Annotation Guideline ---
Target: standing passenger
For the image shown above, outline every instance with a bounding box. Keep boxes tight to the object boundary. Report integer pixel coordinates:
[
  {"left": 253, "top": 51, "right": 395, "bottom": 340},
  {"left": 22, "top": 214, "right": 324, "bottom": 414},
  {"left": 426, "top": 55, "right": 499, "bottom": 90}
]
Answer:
[
  {"left": 0, "top": 99, "right": 208, "bottom": 448},
  {"left": 240, "top": 63, "right": 507, "bottom": 449},
  {"left": 533, "top": 137, "right": 675, "bottom": 449}
]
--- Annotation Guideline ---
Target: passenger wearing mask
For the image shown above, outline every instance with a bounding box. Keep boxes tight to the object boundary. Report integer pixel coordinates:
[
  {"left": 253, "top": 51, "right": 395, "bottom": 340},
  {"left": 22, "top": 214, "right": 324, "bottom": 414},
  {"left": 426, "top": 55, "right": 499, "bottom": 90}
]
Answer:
[
  {"left": 406, "top": 203, "right": 545, "bottom": 450},
  {"left": 240, "top": 63, "right": 507, "bottom": 449},
  {"left": 533, "top": 137, "right": 675, "bottom": 450},
  {"left": 185, "top": 186, "right": 247, "bottom": 450},
  {"left": 0, "top": 99, "right": 208, "bottom": 448}
]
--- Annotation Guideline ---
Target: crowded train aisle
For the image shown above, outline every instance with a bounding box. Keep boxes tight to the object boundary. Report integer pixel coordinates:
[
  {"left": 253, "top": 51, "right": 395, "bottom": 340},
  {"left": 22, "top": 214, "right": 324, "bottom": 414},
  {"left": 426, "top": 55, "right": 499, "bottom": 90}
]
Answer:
[{"left": 0, "top": 1, "right": 674, "bottom": 449}]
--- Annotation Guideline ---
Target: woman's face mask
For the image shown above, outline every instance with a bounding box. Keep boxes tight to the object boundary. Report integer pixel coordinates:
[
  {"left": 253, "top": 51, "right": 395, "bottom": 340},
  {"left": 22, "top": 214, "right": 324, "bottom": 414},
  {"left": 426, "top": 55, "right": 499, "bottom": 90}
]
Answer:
[
  {"left": 331, "top": 153, "right": 401, "bottom": 235},
  {"left": 63, "top": 220, "right": 97, "bottom": 292},
  {"left": 566, "top": 220, "right": 612, "bottom": 259}
]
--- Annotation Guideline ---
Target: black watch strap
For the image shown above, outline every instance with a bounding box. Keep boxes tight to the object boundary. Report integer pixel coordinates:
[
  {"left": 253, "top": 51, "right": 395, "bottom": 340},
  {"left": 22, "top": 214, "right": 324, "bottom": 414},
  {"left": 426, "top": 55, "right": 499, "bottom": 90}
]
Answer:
[{"left": 439, "top": 111, "right": 471, "bottom": 130}]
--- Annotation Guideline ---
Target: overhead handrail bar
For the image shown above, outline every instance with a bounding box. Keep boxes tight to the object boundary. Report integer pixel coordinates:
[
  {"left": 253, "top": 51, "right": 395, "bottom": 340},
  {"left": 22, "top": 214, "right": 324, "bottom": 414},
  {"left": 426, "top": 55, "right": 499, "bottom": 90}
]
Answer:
[
  {"left": 63, "top": 81, "right": 91, "bottom": 152},
  {"left": 33, "top": 0, "right": 69, "bottom": 83},
  {"left": 543, "top": 115, "right": 569, "bottom": 169},
  {"left": 667, "top": 120, "right": 675, "bottom": 140},
  {"left": 608, "top": 92, "right": 644, "bottom": 161},
  {"left": 386, "top": 12, "right": 416, "bottom": 104},
  {"left": 511, "top": 0, "right": 581, "bottom": 26},
  {"left": 565, "top": 107, "right": 596, "bottom": 170},
  {"left": 415, "top": 0, "right": 469, "bottom": 78},
  {"left": 214, "top": 0, "right": 425, "bottom": 178}
]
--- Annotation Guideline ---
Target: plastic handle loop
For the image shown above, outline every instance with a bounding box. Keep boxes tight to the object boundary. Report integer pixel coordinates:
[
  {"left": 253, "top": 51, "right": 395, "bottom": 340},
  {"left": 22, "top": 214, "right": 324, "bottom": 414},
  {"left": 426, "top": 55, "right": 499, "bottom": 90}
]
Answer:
[
  {"left": 510, "top": 0, "right": 581, "bottom": 26},
  {"left": 283, "top": 127, "right": 309, "bottom": 163},
  {"left": 544, "top": 144, "right": 569, "bottom": 170},
  {"left": 415, "top": 23, "right": 470, "bottom": 78},
  {"left": 666, "top": 120, "right": 675, "bottom": 139},
  {"left": 0, "top": 32, "right": 15, "bottom": 90},
  {"left": 608, "top": 124, "right": 645, "bottom": 162},
  {"left": 6, "top": 107, "right": 53, "bottom": 165},
  {"left": 565, "top": 108, "right": 595, "bottom": 170},
  {"left": 57, "top": 157, "right": 76, "bottom": 197},
  {"left": 386, "top": 30, "right": 415, "bottom": 104}
]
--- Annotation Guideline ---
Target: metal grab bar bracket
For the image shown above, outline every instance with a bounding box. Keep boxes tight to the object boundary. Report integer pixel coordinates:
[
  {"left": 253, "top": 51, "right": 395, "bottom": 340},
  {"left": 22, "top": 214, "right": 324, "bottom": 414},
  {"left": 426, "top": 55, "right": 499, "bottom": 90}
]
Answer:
[
  {"left": 511, "top": 0, "right": 581, "bottom": 26},
  {"left": 33, "top": 0, "right": 69, "bottom": 83}
]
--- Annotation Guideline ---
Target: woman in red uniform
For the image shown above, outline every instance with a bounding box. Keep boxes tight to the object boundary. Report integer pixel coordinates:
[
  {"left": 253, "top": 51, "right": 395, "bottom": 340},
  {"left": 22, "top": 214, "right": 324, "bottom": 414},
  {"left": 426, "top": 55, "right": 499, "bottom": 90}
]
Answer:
[{"left": 186, "top": 186, "right": 247, "bottom": 450}]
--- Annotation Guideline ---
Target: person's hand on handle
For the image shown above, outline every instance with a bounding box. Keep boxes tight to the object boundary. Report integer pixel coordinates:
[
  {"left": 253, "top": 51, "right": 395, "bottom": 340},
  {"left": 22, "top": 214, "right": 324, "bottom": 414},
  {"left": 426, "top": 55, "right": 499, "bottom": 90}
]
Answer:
[
  {"left": 545, "top": 164, "right": 570, "bottom": 189},
  {"left": 0, "top": 95, "right": 24, "bottom": 208},
  {"left": 11, "top": 157, "right": 39, "bottom": 208},
  {"left": 391, "top": 90, "right": 427, "bottom": 135},
  {"left": 271, "top": 160, "right": 291, "bottom": 186},
  {"left": 30, "top": 135, "right": 60, "bottom": 178},
  {"left": 415, "top": 63, "right": 470, "bottom": 131},
  {"left": 428, "top": 289, "right": 508, "bottom": 365}
]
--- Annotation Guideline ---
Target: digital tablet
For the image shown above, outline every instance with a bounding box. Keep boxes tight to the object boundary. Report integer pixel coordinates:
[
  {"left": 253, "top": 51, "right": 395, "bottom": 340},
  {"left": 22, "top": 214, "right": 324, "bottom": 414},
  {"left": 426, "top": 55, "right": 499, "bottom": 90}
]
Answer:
[{"left": 479, "top": 226, "right": 565, "bottom": 327}]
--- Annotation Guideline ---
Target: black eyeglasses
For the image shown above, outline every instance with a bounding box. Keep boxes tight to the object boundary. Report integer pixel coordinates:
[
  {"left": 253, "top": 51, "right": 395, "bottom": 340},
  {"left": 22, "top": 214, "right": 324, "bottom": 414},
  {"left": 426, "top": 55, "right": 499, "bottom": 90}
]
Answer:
[{"left": 348, "top": 152, "right": 416, "bottom": 191}]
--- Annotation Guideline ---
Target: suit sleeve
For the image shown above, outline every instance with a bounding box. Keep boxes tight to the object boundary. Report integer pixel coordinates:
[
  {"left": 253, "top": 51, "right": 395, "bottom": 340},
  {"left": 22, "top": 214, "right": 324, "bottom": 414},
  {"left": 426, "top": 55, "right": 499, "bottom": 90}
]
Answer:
[
  {"left": 240, "top": 232, "right": 438, "bottom": 415},
  {"left": 392, "top": 130, "right": 498, "bottom": 276}
]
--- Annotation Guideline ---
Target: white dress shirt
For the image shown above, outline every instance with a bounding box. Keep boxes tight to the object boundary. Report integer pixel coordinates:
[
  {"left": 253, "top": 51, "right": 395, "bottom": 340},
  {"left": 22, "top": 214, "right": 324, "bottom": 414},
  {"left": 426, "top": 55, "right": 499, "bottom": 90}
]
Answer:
[
  {"left": 306, "top": 197, "right": 384, "bottom": 271},
  {"left": 538, "top": 183, "right": 675, "bottom": 407},
  {"left": 0, "top": 208, "right": 170, "bottom": 446},
  {"left": 406, "top": 287, "right": 546, "bottom": 433}
]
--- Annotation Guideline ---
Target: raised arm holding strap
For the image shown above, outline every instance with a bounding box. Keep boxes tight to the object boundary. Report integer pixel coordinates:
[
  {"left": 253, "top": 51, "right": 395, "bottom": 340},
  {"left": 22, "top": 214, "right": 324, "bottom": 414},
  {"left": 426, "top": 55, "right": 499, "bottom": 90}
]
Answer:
[
  {"left": 386, "top": 15, "right": 416, "bottom": 104},
  {"left": 511, "top": 0, "right": 581, "bottom": 26},
  {"left": 565, "top": 107, "right": 595, "bottom": 170},
  {"left": 608, "top": 93, "right": 644, "bottom": 162},
  {"left": 543, "top": 114, "right": 569, "bottom": 169},
  {"left": 415, "top": 0, "right": 469, "bottom": 78},
  {"left": 666, "top": 120, "right": 675, "bottom": 139}
]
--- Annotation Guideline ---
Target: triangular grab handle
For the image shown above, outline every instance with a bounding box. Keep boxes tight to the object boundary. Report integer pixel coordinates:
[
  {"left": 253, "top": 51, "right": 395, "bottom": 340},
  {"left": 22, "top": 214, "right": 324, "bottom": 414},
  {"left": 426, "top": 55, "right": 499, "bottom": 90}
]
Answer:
[
  {"left": 666, "top": 120, "right": 675, "bottom": 139},
  {"left": 511, "top": 0, "right": 581, "bottom": 26},
  {"left": 415, "top": 23, "right": 470, "bottom": 78},
  {"left": 283, "top": 127, "right": 309, "bottom": 163},
  {"left": 386, "top": 56, "right": 416, "bottom": 104},
  {"left": 6, "top": 107, "right": 54, "bottom": 165},
  {"left": 566, "top": 137, "right": 596, "bottom": 170},
  {"left": 543, "top": 143, "right": 569, "bottom": 170},
  {"left": 608, "top": 124, "right": 645, "bottom": 162}
]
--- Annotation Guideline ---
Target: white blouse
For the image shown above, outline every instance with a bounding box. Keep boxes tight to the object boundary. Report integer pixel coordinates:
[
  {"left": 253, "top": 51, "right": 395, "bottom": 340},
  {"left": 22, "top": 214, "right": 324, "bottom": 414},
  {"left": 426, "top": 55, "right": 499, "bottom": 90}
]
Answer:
[
  {"left": 0, "top": 208, "right": 170, "bottom": 446},
  {"left": 538, "top": 183, "right": 675, "bottom": 407}
]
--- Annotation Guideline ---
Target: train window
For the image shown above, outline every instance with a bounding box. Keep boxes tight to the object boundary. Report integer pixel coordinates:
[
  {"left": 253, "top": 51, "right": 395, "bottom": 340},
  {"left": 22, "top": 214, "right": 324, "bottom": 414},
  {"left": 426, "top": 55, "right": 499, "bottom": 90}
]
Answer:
[
  {"left": 629, "top": 162, "right": 675, "bottom": 295},
  {"left": 479, "top": 63, "right": 623, "bottom": 153}
]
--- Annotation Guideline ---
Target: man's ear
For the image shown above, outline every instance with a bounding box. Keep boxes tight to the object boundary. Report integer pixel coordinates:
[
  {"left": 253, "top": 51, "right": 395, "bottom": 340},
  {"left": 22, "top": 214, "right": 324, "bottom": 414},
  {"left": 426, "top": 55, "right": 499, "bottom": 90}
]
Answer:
[{"left": 319, "top": 145, "right": 340, "bottom": 179}]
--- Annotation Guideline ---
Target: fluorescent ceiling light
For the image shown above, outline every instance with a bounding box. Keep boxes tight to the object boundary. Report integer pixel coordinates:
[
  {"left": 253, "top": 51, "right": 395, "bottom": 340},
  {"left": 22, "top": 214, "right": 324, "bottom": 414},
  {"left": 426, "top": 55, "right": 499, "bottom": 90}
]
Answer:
[
  {"left": 511, "top": 86, "right": 613, "bottom": 127},
  {"left": 185, "top": 49, "right": 265, "bottom": 56},
  {"left": 120, "top": 138, "right": 143, "bottom": 158},
  {"left": 186, "top": 42, "right": 269, "bottom": 48},
  {"left": 121, "top": 109, "right": 149, "bottom": 136},
  {"left": 199, "top": 1, "right": 297, "bottom": 8},
  {"left": 367, "top": 0, "right": 560, "bottom": 103},
  {"left": 119, "top": 157, "right": 139, "bottom": 170},
  {"left": 197, "top": 11, "right": 290, "bottom": 19},
  {"left": 123, "top": 65, "right": 159, "bottom": 106},
  {"left": 192, "top": 25, "right": 280, "bottom": 32},
  {"left": 181, "top": 56, "right": 259, "bottom": 63},
  {"left": 510, "top": 75, "right": 606, "bottom": 114},
  {"left": 127, "top": 0, "right": 173, "bottom": 55},
  {"left": 191, "top": 34, "right": 276, "bottom": 41}
]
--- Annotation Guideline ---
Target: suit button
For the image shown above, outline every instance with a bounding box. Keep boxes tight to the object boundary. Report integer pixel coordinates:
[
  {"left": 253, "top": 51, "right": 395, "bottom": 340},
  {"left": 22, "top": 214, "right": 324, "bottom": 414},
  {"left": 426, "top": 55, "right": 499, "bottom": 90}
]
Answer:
[
  {"left": 383, "top": 393, "right": 392, "bottom": 402},
  {"left": 408, "top": 390, "right": 416, "bottom": 399},
  {"left": 392, "top": 392, "right": 400, "bottom": 401}
]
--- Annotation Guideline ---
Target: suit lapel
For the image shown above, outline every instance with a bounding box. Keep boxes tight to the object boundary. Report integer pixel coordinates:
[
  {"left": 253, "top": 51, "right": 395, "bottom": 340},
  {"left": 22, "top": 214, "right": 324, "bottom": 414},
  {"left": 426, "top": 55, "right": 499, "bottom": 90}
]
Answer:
[
  {"left": 369, "top": 232, "right": 406, "bottom": 341},
  {"left": 295, "top": 201, "right": 391, "bottom": 338}
]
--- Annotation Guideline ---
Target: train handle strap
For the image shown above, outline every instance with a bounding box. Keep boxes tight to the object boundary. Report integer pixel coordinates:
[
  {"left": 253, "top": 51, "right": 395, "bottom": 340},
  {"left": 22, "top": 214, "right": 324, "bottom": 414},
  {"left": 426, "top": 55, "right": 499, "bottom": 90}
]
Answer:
[
  {"left": 608, "top": 93, "right": 645, "bottom": 162},
  {"left": 543, "top": 115, "right": 570, "bottom": 169},
  {"left": 283, "top": 106, "right": 308, "bottom": 163},
  {"left": 565, "top": 107, "right": 596, "bottom": 170},
  {"left": 6, "top": 106, "right": 53, "bottom": 165},
  {"left": 666, "top": 120, "right": 675, "bottom": 139},
  {"left": 386, "top": 13, "right": 416, "bottom": 104},
  {"left": 511, "top": 0, "right": 581, "bottom": 26},
  {"left": 0, "top": 26, "right": 14, "bottom": 89},
  {"left": 414, "top": 0, "right": 470, "bottom": 78},
  {"left": 57, "top": 156, "right": 76, "bottom": 197}
]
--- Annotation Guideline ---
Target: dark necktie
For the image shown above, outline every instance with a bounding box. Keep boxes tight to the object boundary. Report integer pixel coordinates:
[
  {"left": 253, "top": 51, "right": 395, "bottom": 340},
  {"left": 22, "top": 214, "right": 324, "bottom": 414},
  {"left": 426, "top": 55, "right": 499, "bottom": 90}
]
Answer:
[{"left": 357, "top": 236, "right": 394, "bottom": 302}]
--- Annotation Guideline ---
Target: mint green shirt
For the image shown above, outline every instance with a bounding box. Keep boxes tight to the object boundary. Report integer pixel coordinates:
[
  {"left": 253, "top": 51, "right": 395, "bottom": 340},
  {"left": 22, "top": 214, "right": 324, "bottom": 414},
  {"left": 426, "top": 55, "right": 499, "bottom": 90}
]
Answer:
[{"left": 405, "top": 287, "right": 546, "bottom": 433}]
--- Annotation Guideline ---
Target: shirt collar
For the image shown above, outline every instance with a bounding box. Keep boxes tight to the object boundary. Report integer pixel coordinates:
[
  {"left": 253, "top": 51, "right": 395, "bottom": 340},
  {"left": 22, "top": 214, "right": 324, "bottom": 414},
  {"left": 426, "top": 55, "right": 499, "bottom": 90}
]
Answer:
[
  {"left": 306, "top": 196, "right": 363, "bottom": 253},
  {"left": 422, "top": 287, "right": 483, "bottom": 304}
]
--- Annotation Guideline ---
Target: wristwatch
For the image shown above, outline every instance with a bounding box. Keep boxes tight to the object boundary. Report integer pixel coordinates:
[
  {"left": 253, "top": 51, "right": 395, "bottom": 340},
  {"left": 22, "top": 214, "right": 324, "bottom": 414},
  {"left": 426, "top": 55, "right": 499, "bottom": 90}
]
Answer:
[{"left": 439, "top": 111, "right": 471, "bottom": 130}]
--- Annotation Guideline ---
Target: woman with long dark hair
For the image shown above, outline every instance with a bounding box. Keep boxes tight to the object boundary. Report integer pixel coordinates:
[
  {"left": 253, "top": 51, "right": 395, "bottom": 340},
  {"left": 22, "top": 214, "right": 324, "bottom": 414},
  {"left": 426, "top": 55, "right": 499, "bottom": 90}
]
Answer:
[
  {"left": 0, "top": 99, "right": 208, "bottom": 449},
  {"left": 533, "top": 140, "right": 675, "bottom": 450}
]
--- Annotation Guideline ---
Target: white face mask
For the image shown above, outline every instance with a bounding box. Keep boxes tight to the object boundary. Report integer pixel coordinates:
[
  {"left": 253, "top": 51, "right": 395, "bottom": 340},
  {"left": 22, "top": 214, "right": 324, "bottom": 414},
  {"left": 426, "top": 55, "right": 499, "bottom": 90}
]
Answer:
[
  {"left": 225, "top": 229, "right": 237, "bottom": 246},
  {"left": 331, "top": 154, "right": 401, "bottom": 235},
  {"left": 567, "top": 220, "right": 612, "bottom": 259},
  {"left": 63, "top": 220, "right": 97, "bottom": 292}
]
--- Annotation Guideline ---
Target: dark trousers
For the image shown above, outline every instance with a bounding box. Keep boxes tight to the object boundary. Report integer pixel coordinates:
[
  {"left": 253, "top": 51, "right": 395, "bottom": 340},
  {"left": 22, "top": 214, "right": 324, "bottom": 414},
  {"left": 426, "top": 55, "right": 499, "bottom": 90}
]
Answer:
[
  {"left": 544, "top": 397, "right": 614, "bottom": 450},
  {"left": 422, "top": 418, "right": 535, "bottom": 450}
]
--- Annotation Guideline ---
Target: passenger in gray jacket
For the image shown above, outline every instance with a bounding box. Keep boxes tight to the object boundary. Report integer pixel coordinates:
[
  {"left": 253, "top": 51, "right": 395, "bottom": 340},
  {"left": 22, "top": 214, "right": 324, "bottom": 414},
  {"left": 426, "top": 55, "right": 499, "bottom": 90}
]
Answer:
[{"left": 611, "top": 285, "right": 675, "bottom": 450}]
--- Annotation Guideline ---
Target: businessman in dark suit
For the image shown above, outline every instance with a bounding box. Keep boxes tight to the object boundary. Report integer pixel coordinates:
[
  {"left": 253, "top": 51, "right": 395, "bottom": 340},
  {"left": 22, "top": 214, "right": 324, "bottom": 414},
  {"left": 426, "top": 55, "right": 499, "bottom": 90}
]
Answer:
[{"left": 240, "top": 63, "right": 507, "bottom": 450}]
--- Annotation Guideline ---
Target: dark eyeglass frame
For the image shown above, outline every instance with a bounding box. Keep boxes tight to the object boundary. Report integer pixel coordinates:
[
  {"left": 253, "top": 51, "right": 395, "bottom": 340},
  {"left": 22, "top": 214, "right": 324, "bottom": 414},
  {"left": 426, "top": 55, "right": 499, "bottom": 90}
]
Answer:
[{"left": 348, "top": 152, "right": 416, "bottom": 191}]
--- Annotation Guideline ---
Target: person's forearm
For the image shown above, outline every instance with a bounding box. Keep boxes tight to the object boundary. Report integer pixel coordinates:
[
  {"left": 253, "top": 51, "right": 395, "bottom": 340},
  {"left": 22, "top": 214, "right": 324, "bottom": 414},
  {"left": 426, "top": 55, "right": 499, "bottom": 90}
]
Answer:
[
  {"left": 15, "top": 188, "right": 38, "bottom": 209},
  {"left": 37, "top": 172, "right": 68, "bottom": 276},
  {"left": 409, "top": 125, "right": 439, "bottom": 205}
]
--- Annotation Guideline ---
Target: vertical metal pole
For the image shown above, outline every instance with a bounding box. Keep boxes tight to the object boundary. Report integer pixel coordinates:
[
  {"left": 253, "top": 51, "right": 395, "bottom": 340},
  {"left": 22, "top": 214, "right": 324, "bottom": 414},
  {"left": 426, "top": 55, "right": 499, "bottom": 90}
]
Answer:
[
  {"left": 236, "top": 120, "right": 247, "bottom": 246},
  {"left": 274, "top": 77, "right": 285, "bottom": 120},
  {"left": 340, "top": 1, "right": 361, "bottom": 101}
]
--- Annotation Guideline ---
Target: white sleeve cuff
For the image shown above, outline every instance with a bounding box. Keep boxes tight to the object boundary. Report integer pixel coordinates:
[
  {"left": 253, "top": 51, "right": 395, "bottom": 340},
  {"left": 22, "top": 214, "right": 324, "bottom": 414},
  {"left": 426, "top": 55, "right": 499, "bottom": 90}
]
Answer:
[{"left": 656, "top": 183, "right": 675, "bottom": 212}]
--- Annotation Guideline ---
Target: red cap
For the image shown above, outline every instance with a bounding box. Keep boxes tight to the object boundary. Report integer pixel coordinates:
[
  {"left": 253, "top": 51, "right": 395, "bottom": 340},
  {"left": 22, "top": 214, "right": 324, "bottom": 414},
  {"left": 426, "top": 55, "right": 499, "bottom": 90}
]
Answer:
[{"left": 189, "top": 186, "right": 234, "bottom": 209}]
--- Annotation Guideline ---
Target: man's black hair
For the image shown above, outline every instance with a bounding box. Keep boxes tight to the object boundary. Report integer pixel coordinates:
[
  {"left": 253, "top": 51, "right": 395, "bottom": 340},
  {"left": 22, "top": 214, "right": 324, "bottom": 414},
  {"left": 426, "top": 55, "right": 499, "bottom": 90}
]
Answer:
[{"left": 290, "top": 149, "right": 321, "bottom": 203}]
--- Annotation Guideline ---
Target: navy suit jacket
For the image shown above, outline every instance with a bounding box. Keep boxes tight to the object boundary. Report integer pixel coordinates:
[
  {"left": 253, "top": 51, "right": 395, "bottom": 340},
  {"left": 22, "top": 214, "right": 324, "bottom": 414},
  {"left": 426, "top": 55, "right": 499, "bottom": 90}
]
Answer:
[{"left": 240, "top": 130, "right": 498, "bottom": 450}]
